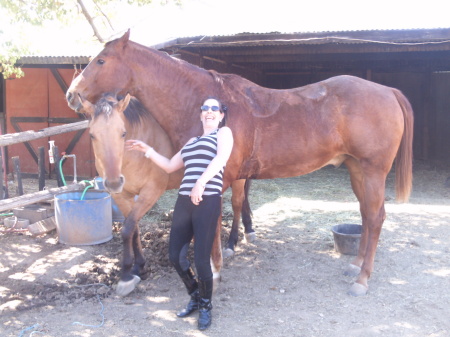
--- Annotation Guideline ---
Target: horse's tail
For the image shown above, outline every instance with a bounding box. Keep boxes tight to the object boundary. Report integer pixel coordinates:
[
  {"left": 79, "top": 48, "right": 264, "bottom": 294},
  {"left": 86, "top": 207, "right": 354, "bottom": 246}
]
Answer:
[
  {"left": 241, "top": 179, "right": 253, "bottom": 220},
  {"left": 393, "top": 89, "right": 414, "bottom": 202}
]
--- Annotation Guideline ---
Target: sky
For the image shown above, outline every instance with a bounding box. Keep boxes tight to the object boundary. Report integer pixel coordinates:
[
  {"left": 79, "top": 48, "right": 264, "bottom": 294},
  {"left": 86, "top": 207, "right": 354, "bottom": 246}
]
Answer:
[{"left": 1, "top": 0, "right": 450, "bottom": 56}]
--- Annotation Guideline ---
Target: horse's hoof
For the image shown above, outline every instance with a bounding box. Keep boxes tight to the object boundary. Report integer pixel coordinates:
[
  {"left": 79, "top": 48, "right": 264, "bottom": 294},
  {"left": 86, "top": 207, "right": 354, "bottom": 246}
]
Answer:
[
  {"left": 343, "top": 263, "right": 361, "bottom": 277},
  {"left": 212, "top": 272, "right": 221, "bottom": 293},
  {"left": 244, "top": 231, "right": 256, "bottom": 243},
  {"left": 348, "top": 282, "right": 368, "bottom": 296},
  {"left": 116, "top": 275, "right": 141, "bottom": 296},
  {"left": 222, "top": 248, "right": 235, "bottom": 258}
]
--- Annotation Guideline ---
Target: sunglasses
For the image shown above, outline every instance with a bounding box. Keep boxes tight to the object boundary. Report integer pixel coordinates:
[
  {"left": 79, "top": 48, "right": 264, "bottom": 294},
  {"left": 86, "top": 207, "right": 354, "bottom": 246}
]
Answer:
[{"left": 201, "top": 105, "right": 220, "bottom": 112}]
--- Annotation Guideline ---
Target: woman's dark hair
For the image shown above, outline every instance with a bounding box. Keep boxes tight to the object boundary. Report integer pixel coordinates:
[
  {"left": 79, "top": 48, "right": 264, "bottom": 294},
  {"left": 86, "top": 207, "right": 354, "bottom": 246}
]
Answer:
[{"left": 203, "top": 96, "right": 227, "bottom": 127}]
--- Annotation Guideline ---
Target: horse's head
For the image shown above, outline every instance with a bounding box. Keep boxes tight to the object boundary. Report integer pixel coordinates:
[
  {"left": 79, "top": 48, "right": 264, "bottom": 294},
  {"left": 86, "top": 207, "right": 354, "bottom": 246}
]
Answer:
[
  {"left": 67, "top": 30, "right": 134, "bottom": 113},
  {"left": 82, "top": 93, "right": 131, "bottom": 194}
]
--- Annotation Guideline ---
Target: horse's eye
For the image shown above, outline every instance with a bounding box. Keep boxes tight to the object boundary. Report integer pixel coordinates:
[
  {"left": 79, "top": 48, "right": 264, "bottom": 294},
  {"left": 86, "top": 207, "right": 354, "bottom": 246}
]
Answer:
[
  {"left": 90, "top": 134, "right": 95, "bottom": 140},
  {"left": 97, "top": 59, "right": 105, "bottom": 65},
  {"left": 122, "top": 131, "right": 127, "bottom": 138}
]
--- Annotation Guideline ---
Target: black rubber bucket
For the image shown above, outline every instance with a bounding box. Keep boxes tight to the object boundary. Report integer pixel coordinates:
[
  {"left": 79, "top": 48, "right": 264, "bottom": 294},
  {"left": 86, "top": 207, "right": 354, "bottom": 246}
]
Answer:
[{"left": 331, "top": 224, "right": 362, "bottom": 255}]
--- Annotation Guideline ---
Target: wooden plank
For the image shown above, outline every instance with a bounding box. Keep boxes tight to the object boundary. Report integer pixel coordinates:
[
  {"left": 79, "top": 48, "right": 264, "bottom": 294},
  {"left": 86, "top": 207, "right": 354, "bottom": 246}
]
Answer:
[
  {"left": 0, "top": 182, "right": 88, "bottom": 213},
  {"left": 28, "top": 216, "right": 57, "bottom": 236},
  {"left": 0, "top": 120, "right": 89, "bottom": 147}
]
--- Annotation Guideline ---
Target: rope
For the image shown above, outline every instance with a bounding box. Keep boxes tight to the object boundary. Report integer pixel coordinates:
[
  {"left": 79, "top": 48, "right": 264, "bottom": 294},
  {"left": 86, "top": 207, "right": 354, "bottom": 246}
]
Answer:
[
  {"left": 178, "top": 35, "right": 450, "bottom": 48},
  {"left": 72, "top": 294, "right": 105, "bottom": 328},
  {"left": 18, "top": 323, "right": 40, "bottom": 337},
  {"left": 71, "top": 283, "right": 110, "bottom": 328}
]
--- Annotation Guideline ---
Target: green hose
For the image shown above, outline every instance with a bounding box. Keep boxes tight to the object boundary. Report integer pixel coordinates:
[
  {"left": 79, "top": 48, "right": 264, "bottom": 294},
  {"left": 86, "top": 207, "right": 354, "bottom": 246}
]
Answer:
[
  {"left": 80, "top": 182, "right": 94, "bottom": 200},
  {"left": 59, "top": 158, "right": 67, "bottom": 186},
  {"left": 58, "top": 156, "right": 95, "bottom": 200},
  {"left": 0, "top": 212, "right": 13, "bottom": 216}
]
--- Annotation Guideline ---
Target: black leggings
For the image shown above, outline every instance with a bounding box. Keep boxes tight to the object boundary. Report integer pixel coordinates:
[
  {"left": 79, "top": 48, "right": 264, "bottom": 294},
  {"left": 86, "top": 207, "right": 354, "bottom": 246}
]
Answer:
[{"left": 168, "top": 194, "right": 222, "bottom": 282}]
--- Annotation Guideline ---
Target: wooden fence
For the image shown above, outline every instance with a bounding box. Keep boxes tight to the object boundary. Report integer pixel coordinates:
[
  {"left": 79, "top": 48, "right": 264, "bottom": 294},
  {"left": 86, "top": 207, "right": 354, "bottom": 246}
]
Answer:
[{"left": 0, "top": 121, "right": 89, "bottom": 213}]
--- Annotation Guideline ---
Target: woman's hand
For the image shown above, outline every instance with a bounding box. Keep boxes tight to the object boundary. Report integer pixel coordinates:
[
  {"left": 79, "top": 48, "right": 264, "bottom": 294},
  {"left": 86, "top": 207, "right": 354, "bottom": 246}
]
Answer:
[
  {"left": 190, "top": 180, "right": 206, "bottom": 205},
  {"left": 125, "top": 139, "right": 150, "bottom": 153}
]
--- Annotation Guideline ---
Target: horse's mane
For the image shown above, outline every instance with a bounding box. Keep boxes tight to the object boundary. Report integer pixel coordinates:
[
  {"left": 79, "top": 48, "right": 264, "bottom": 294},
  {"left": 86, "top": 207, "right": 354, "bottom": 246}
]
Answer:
[
  {"left": 105, "top": 34, "right": 257, "bottom": 106},
  {"left": 93, "top": 93, "right": 151, "bottom": 128},
  {"left": 127, "top": 39, "right": 229, "bottom": 87}
]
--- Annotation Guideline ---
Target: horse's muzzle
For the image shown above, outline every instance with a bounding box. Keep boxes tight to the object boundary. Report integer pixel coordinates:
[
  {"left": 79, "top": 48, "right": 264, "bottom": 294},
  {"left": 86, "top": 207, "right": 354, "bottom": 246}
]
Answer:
[
  {"left": 104, "top": 175, "right": 125, "bottom": 194},
  {"left": 66, "top": 91, "right": 82, "bottom": 112}
]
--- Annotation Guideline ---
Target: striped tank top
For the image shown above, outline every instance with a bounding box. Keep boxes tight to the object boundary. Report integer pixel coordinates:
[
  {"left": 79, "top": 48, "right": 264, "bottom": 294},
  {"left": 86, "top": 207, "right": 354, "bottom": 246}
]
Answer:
[{"left": 179, "top": 129, "right": 224, "bottom": 196}]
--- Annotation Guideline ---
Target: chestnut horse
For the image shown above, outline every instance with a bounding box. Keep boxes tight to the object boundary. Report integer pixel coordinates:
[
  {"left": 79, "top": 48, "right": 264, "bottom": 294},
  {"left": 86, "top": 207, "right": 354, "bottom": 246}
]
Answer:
[
  {"left": 67, "top": 30, "right": 413, "bottom": 296},
  {"left": 81, "top": 93, "right": 253, "bottom": 296}
]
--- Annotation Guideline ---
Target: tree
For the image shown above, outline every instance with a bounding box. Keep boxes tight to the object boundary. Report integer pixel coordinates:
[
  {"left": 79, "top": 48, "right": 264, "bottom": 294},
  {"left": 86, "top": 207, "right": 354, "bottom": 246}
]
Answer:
[{"left": 0, "top": 0, "right": 181, "bottom": 78}]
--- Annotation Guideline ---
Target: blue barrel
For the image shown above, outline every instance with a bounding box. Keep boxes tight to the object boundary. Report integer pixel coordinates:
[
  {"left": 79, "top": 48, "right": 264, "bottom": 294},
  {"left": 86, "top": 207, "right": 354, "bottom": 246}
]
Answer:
[{"left": 55, "top": 190, "right": 113, "bottom": 245}]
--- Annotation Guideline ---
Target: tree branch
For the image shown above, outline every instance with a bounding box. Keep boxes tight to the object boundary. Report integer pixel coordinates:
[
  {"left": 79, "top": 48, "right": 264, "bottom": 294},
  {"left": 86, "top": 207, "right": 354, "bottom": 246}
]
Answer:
[{"left": 77, "top": 0, "right": 105, "bottom": 43}]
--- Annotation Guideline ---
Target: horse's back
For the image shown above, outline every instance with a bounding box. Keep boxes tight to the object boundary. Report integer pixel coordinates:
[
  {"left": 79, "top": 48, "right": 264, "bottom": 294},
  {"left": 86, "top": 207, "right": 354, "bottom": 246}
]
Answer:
[{"left": 229, "top": 75, "right": 408, "bottom": 179}]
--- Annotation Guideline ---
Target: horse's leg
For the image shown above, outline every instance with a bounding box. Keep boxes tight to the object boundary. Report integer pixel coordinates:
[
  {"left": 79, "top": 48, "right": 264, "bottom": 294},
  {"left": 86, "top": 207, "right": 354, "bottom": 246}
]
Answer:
[
  {"left": 116, "top": 186, "right": 166, "bottom": 296},
  {"left": 211, "top": 202, "right": 223, "bottom": 293},
  {"left": 210, "top": 181, "right": 233, "bottom": 292},
  {"left": 110, "top": 192, "right": 140, "bottom": 296},
  {"left": 345, "top": 158, "right": 387, "bottom": 296},
  {"left": 241, "top": 179, "right": 255, "bottom": 243},
  {"left": 223, "top": 179, "right": 255, "bottom": 258},
  {"left": 343, "top": 158, "right": 366, "bottom": 276},
  {"left": 117, "top": 214, "right": 141, "bottom": 296},
  {"left": 223, "top": 179, "right": 244, "bottom": 258},
  {"left": 131, "top": 224, "right": 146, "bottom": 278}
]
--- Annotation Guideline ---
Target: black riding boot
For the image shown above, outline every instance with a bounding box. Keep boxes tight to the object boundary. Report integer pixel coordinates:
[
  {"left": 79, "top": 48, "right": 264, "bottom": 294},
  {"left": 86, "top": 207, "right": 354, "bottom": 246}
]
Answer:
[
  {"left": 197, "top": 278, "right": 213, "bottom": 331},
  {"left": 176, "top": 267, "right": 199, "bottom": 318}
]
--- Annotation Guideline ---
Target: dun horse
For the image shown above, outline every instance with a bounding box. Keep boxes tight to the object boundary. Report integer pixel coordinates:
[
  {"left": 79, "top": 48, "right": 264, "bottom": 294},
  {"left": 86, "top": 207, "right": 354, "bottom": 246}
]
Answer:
[
  {"left": 82, "top": 93, "right": 253, "bottom": 296},
  {"left": 67, "top": 30, "right": 413, "bottom": 296}
]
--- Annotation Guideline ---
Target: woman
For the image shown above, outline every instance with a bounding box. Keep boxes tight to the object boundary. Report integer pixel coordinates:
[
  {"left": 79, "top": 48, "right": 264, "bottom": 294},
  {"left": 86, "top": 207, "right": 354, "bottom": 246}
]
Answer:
[{"left": 125, "top": 97, "right": 233, "bottom": 330}]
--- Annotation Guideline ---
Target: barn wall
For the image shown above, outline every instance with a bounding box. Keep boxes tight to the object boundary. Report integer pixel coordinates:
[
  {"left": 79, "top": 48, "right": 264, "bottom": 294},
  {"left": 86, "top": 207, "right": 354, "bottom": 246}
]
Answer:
[
  {"left": 5, "top": 68, "right": 95, "bottom": 178},
  {"left": 372, "top": 71, "right": 425, "bottom": 160},
  {"left": 178, "top": 52, "right": 264, "bottom": 84},
  {"left": 432, "top": 72, "right": 450, "bottom": 162}
]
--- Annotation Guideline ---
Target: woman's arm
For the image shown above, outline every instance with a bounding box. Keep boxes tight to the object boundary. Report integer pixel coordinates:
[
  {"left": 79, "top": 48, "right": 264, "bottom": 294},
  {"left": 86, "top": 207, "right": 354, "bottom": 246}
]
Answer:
[{"left": 125, "top": 139, "right": 185, "bottom": 174}]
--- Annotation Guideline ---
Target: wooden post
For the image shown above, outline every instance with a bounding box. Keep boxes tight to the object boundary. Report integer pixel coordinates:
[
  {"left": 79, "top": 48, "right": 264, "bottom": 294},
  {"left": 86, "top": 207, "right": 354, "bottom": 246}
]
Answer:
[
  {"left": 12, "top": 156, "right": 23, "bottom": 196},
  {"left": 38, "top": 146, "right": 45, "bottom": 191},
  {"left": 0, "top": 146, "right": 7, "bottom": 199},
  {"left": 0, "top": 154, "right": 3, "bottom": 200}
]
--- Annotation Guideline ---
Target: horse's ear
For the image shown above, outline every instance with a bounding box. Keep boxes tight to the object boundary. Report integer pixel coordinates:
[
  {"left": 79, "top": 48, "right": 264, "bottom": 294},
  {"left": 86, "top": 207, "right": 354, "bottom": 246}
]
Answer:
[
  {"left": 118, "top": 29, "right": 130, "bottom": 46},
  {"left": 117, "top": 93, "right": 131, "bottom": 113}
]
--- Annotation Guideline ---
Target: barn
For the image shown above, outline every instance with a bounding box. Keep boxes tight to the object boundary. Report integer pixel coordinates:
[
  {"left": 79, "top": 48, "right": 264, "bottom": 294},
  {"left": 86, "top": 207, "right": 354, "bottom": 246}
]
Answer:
[{"left": 1, "top": 27, "right": 449, "bottom": 180}]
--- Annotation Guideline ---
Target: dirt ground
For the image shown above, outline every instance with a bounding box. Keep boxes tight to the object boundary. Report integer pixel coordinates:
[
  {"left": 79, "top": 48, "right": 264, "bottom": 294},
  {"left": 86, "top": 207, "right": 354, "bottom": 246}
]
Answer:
[{"left": 0, "top": 160, "right": 449, "bottom": 337}]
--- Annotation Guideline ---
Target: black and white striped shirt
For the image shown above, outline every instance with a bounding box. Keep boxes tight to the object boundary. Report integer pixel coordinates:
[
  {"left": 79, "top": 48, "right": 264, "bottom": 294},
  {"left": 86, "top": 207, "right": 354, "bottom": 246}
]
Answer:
[{"left": 179, "top": 129, "right": 224, "bottom": 196}]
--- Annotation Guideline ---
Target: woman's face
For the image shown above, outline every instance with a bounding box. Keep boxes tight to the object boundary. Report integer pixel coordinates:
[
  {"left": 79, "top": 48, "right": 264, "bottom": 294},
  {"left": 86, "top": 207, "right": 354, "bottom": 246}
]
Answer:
[{"left": 200, "top": 99, "right": 224, "bottom": 127}]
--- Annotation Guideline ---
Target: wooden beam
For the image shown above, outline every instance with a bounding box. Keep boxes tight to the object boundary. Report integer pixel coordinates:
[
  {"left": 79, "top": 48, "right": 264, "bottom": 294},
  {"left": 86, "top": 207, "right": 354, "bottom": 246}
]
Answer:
[
  {"left": 0, "top": 182, "right": 88, "bottom": 213},
  {"left": 0, "top": 120, "right": 89, "bottom": 147}
]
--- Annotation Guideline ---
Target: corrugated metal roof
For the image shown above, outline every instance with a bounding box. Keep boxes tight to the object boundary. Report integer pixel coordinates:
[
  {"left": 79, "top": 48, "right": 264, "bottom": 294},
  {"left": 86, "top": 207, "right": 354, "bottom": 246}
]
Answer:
[
  {"left": 15, "top": 28, "right": 450, "bottom": 64},
  {"left": 170, "top": 28, "right": 450, "bottom": 49},
  {"left": 17, "top": 56, "right": 92, "bottom": 65}
]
